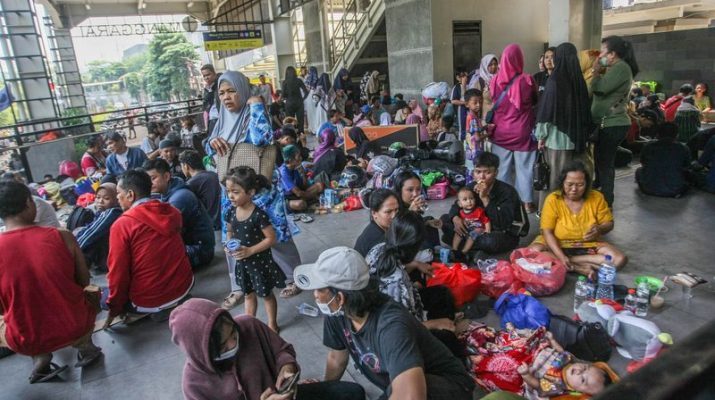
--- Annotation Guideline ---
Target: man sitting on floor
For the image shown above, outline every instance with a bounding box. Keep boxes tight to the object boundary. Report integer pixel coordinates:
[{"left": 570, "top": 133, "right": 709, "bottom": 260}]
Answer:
[
  {"left": 179, "top": 150, "right": 222, "bottom": 231},
  {"left": 158, "top": 139, "right": 186, "bottom": 180},
  {"left": 75, "top": 183, "right": 123, "bottom": 273},
  {"left": 143, "top": 159, "right": 215, "bottom": 268},
  {"left": 104, "top": 131, "right": 147, "bottom": 182},
  {"left": 294, "top": 247, "right": 476, "bottom": 400},
  {"left": 104, "top": 170, "right": 194, "bottom": 327},
  {"left": 0, "top": 181, "right": 102, "bottom": 383}
]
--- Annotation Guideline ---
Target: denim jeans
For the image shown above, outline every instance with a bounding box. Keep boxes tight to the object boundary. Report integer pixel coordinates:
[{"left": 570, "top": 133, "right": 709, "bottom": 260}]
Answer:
[{"left": 595, "top": 125, "right": 629, "bottom": 207}]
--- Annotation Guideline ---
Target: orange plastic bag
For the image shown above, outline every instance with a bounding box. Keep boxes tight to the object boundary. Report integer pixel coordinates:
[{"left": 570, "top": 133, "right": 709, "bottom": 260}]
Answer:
[
  {"left": 509, "top": 248, "right": 567, "bottom": 296},
  {"left": 427, "top": 263, "right": 481, "bottom": 308}
]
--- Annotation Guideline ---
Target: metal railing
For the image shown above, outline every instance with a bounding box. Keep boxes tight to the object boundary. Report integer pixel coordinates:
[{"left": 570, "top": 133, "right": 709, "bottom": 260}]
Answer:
[
  {"left": 327, "top": 0, "right": 361, "bottom": 68},
  {"left": 0, "top": 98, "right": 204, "bottom": 181}
]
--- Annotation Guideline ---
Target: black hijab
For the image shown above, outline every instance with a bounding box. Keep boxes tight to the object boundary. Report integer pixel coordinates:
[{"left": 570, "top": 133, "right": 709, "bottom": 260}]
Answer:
[
  {"left": 349, "top": 126, "right": 371, "bottom": 159},
  {"left": 536, "top": 42, "right": 592, "bottom": 153}
]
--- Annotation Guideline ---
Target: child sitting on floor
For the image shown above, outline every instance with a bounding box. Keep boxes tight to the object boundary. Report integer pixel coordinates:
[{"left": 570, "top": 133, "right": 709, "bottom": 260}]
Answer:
[
  {"left": 224, "top": 166, "right": 285, "bottom": 333},
  {"left": 279, "top": 145, "right": 324, "bottom": 212},
  {"left": 518, "top": 332, "right": 618, "bottom": 399},
  {"left": 452, "top": 186, "right": 491, "bottom": 260}
]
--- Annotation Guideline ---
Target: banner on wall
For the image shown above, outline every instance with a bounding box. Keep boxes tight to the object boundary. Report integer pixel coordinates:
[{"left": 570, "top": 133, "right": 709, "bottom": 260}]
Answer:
[{"left": 343, "top": 125, "right": 420, "bottom": 156}]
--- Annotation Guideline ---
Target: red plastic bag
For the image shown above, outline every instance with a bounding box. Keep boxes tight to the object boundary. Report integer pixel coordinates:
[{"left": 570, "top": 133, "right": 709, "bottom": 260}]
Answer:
[
  {"left": 59, "top": 160, "right": 81, "bottom": 180},
  {"left": 343, "top": 194, "right": 363, "bottom": 211},
  {"left": 427, "top": 263, "right": 481, "bottom": 308},
  {"left": 76, "top": 193, "right": 95, "bottom": 208},
  {"left": 480, "top": 260, "right": 521, "bottom": 299},
  {"left": 509, "top": 248, "right": 566, "bottom": 296}
]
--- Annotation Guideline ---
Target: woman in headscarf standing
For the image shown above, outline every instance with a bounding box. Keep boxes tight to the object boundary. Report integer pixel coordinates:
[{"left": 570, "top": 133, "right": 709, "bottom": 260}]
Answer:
[
  {"left": 366, "top": 70, "right": 381, "bottom": 100},
  {"left": 333, "top": 68, "right": 354, "bottom": 118},
  {"left": 590, "top": 35, "right": 639, "bottom": 207},
  {"left": 469, "top": 54, "right": 499, "bottom": 120},
  {"left": 281, "top": 66, "right": 308, "bottom": 135},
  {"left": 311, "top": 73, "right": 333, "bottom": 134},
  {"left": 489, "top": 43, "right": 538, "bottom": 212},
  {"left": 208, "top": 71, "right": 304, "bottom": 305},
  {"left": 535, "top": 42, "right": 592, "bottom": 212},
  {"left": 303, "top": 66, "right": 320, "bottom": 134}
]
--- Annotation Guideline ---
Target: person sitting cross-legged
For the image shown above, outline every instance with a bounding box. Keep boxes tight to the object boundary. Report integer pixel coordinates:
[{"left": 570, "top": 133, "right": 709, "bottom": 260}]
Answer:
[
  {"left": 294, "top": 246, "right": 476, "bottom": 400},
  {"left": 103, "top": 170, "right": 194, "bottom": 327},
  {"left": 279, "top": 144, "right": 324, "bottom": 212},
  {"left": 143, "top": 159, "right": 216, "bottom": 268},
  {"left": 75, "top": 183, "right": 123, "bottom": 273},
  {"left": 179, "top": 150, "right": 222, "bottom": 231},
  {"left": 636, "top": 122, "right": 692, "bottom": 198},
  {"left": 0, "top": 181, "right": 102, "bottom": 383},
  {"left": 104, "top": 131, "right": 147, "bottom": 182}
]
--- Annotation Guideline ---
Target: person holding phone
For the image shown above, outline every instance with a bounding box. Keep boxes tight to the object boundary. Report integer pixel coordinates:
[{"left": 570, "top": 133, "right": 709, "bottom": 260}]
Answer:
[{"left": 170, "top": 298, "right": 365, "bottom": 400}]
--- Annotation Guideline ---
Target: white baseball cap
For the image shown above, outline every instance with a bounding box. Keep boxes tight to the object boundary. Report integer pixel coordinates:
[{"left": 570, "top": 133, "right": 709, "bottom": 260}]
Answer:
[{"left": 294, "top": 247, "right": 370, "bottom": 291}]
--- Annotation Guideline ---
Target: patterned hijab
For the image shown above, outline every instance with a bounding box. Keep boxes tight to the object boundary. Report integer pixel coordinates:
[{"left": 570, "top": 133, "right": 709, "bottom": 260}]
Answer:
[{"left": 312, "top": 128, "right": 337, "bottom": 163}]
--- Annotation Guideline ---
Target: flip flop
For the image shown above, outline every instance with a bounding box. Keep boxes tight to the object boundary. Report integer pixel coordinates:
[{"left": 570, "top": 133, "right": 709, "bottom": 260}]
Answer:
[
  {"left": 29, "top": 362, "right": 67, "bottom": 384},
  {"left": 75, "top": 349, "right": 103, "bottom": 368},
  {"left": 280, "top": 283, "right": 303, "bottom": 298},
  {"left": 299, "top": 214, "right": 314, "bottom": 223},
  {"left": 221, "top": 292, "right": 244, "bottom": 309}
]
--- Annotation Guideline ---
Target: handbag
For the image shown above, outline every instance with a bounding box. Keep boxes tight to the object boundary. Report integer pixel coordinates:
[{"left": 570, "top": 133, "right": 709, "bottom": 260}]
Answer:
[
  {"left": 216, "top": 142, "right": 277, "bottom": 181},
  {"left": 549, "top": 314, "right": 612, "bottom": 362},
  {"left": 484, "top": 74, "right": 520, "bottom": 125},
  {"left": 532, "top": 149, "right": 551, "bottom": 191}
]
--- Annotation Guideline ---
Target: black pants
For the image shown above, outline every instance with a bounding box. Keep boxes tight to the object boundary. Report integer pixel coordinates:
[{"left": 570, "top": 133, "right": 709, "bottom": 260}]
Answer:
[
  {"left": 594, "top": 125, "right": 628, "bottom": 207},
  {"left": 186, "top": 242, "right": 215, "bottom": 269},
  {"left": 440, "top": 215, "right": 520, "bottom": 255},
  {"left": 285, "top": 101, "right": 305, "bottom": 134},
  {"left": 687, "top": 127, "right": 715, "bottom": 160},
  {"left": 380, "top": 374, "right": 474, "bottom": 400},
  {"left": 296, "top": 381, "right": 365, "bottom": 400}
]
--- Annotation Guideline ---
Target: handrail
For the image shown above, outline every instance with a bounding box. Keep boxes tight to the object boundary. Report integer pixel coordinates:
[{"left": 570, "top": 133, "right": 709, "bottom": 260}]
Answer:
[{"left": 327, "top": 0, "right": 361, "bottom": 68}]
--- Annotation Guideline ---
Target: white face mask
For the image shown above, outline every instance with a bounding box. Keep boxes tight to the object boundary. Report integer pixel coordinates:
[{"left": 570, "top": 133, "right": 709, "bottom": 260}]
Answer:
[
  {"left": 214, "top": 332, "right": 239, "bottom": 361},
  {"left": 316, "top": 294, "right": 343, "bottom": 317}
]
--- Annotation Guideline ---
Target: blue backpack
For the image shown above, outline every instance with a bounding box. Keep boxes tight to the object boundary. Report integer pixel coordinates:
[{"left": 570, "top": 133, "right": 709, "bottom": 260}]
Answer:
[{"left": 495, "top": 291, "right": 551, "bottom": 330}]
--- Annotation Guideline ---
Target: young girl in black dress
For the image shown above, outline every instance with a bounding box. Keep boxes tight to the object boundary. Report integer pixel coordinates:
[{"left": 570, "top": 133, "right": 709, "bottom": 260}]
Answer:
[{"left": 224, "top": 166, "right": 285, "bottom": 333}]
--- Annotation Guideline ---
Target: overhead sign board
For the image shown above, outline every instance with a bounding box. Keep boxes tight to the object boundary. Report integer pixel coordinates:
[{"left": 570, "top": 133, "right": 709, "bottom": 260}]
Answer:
[{"left": 202, "top": 30, "right": 263, "bottom": 51}]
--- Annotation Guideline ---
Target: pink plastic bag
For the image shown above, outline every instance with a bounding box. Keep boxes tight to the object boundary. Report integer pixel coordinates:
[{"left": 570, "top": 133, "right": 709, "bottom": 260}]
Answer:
[
  {"left": 509, "top": 248, "right": 567, "bottom": 296},
  {"left": 480, "top": 260, "right": 521, "bottom": 299}
]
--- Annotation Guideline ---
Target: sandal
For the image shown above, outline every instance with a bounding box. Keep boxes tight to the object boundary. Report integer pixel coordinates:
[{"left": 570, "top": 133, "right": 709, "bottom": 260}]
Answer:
[
  {"left": 75, "top": 348, "right": 103, "bottom": 368},
  {"left": 280, "top": 283, "right": 303, "bottom": 298},
  {"left": 299, "top": 214, "right": 314, "bottom": 223},
  {"left": 29, "top": 362, "right": 67, "bottom": 384},
  {"left": 222, "top": 291, "right": 244, "bottom": 309}
]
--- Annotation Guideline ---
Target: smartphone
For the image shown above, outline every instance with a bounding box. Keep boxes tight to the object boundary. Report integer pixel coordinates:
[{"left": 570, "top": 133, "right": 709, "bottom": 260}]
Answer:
[{"left": 277, "top": 372, "right": 300, "bottom": 394}]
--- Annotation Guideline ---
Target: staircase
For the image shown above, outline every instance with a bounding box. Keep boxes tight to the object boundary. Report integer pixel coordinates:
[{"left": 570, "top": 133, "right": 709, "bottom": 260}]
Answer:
[{"left": 327, "top": 0, "right": 386, "bottom": 81}]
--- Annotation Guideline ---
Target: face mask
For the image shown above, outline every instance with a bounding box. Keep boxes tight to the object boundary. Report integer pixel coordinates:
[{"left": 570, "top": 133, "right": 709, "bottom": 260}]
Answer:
[
  {"left": 316, "top": 294, "right": 343, "bottom": 317},
  {"left": 214, "top": 333, "right": 239, "bottom": 361},
  {"left": 598, "top": 57, "right": 609, "bottom": 67}
]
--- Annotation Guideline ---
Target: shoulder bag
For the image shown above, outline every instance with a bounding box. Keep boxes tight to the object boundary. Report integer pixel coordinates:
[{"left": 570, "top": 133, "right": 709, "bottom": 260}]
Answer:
[
  {"left": 216, "top": 142, "right": 277, "bottom": 181},
  {"left": 484, "top": 74, "right": 520, "bottom": 125}
]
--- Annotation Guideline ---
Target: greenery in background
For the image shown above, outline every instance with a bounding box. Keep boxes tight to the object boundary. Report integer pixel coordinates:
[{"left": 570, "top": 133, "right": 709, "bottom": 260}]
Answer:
[
  {"left": 143, "top": 33, "right": 199, "bottom": 101},
  {"left": 61, "top": 107, "right": 91, "bottom": 127},
  {"left": 83, "top": 60, "right": 127, "bottom": 83},
  {"left": 0, "top": 83, "right": 15, "bottom": 128}
]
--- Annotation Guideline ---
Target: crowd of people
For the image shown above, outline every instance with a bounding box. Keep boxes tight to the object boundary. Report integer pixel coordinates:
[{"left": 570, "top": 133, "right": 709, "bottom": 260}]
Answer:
[{"left": 0, "top": 32, "right": 713, "bottom": 400}]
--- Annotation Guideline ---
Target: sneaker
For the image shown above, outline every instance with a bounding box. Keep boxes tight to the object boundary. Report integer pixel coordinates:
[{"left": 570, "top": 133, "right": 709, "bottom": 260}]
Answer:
[{"left": 690, "top": 161, "right": 704, "bottom": 171}]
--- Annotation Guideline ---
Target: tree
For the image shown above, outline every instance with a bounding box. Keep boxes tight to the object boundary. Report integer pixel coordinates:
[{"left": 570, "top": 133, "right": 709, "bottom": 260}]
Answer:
[
  {"left": 84, "top": 60, "right": 127, "bottom": 83},
  {"left": 144, "top": 33, "right": 199, "bottom": 101},
  {"left": 123, "top": 72, "right": 144, "bottom": 101}
]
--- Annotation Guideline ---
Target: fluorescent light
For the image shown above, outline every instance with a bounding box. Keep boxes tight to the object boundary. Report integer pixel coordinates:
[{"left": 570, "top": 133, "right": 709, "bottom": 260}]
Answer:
[{"left": 85, "top": 2, "right": 91, "bottom": 9}]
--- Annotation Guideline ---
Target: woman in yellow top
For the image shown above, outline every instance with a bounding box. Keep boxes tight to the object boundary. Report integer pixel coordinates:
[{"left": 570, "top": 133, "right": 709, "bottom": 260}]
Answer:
[{"left": 529, "top": 161, "right": 627, "bottom": 277}]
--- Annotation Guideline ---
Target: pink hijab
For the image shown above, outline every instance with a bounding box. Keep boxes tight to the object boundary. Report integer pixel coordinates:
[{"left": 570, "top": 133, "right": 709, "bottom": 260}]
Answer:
[
  {"left": 408, "top": 99, "right": 424, "bottom": 119},
  {"left": 312, "top": 128, "right": 337, "bottom": 163},
  {"left": 406, "top": 114, "right": 429, "bottom": 142},
  {"left": 490, "top": 44, "right": 534, "bottom": 111}
]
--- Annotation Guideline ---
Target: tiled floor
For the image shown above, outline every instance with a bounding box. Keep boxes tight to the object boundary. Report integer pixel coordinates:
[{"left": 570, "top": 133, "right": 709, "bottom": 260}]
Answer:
[{"left": 1, "top": 165, "right": 714, "bottom": 400}]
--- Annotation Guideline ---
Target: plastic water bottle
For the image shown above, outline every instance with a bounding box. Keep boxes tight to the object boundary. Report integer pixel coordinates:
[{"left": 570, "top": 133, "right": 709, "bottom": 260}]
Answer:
[
  {"left": 585, "top": 278, "right": 596, "bottom": 300},
  {"left": 595, "top": 255, "right": 616, "bottom": 300},
  {"left": 624, "top": 288, "right": 638, "bottom": 314},
  {"left": 635, "top": 282, "right": 650, "bottom": 317},
  {"left": 574, "top": 276, "right": 589, "bottom": 313},
  {"left": 225, "top": 239, "right": 241, "bottom": 252},
  {"left": 296, "top": 303, "right": 319, "bottom": 317}
]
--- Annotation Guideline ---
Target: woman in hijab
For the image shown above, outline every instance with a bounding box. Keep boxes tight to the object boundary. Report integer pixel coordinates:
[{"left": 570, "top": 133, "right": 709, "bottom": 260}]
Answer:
[
  {"left": 281, "top": 66, "right": 308, "bottom": 134},
  {"left": 312, "top": 128, "right": 347, "bottom": 180},
  {"left": 535, "top": 42, "right": 592, "bottom": 212},
  {"left": 426, "top": 103, "right": 442, "bottom": 140},
  {"left": 489, "top": 43, "right": 538, "bottom": 213},
  {"left": 359, "top": 71, "right": 371, "bottom": 103},
  {"left": 311, "top": 73, "right": 333, "bottom": 133},
  {"left": 209, "top": 71, "right": 304, "bottom": 306},
  {"left": 470, "top": 54, "right": 499, "bottom": 118},
  {"left": 406, "top": 110, "right": 429, "bottom": 142},
  {"left": 367, "top": 70, "right": 381, "bottom": 100},
  {"left": 304, "top": 66, "right": 320, "bottom": 134},
  {"left": 348, "top": 126, "right": 376, "bottom": 168}
]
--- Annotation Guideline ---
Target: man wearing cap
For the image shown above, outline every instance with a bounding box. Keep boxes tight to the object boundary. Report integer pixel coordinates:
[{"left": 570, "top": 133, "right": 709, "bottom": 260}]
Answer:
[
  {"left": 158, "top": 139, "right": 186, "bottom": 180},
  {"left": 105, "top": 131, "right": 148, "bottom": 180},
  {"left": 294, "top": 247, "right": 475, "bottom": 400},
  {"left": 75, "top": 183, "right": 123, "bottom": 273}
]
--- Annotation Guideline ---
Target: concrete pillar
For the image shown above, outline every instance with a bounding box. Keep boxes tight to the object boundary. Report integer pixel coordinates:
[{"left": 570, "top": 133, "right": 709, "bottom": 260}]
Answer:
[
  {"left": 0, "top": 0, "right": 58, "bottom": 121},
  {"left": 269, "top": 0, "right": 296, "bottom": 81},
  {"left": 302, "top": 0, "right": 327, "bottom": 73},
  {"left": 49, "top": 28, "right": 87, "bottom": 110},
  {"left": 384, "top": 0, "right": 433, "bottom": 99},
  {"left": 549, "top": 0, "right": 603, "bottom": 50}
]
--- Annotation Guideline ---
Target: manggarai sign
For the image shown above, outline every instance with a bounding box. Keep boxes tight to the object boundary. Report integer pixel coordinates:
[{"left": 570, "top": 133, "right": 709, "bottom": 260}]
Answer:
[{"left": 77, "top": 21, "right": 193, "bottom": 37}]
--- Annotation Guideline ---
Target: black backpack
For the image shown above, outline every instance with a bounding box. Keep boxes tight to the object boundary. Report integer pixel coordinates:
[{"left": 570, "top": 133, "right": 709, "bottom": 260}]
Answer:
[
  {"left": 66, "top": 206, "right": 95, "bottom": 231},
  {"left": 549, "top": 314, "right": 612, "bottom": 362}
]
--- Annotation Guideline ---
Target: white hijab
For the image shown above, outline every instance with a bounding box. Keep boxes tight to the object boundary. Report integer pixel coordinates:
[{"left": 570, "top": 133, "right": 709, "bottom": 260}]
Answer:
[{"left": 468, "top": 54, "right": 498, "bottom": 90}]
